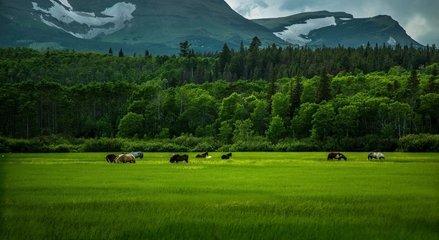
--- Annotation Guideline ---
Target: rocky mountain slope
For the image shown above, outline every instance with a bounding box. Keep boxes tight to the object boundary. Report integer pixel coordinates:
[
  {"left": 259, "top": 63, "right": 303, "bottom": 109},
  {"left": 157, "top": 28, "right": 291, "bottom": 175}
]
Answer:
[
  {"left": 0, "top": 2, "right": 422, "bottom": 53},
  {"left": 253, "top": 11, "right": 422, "bottom": 47},
  {"left": 0, "top": 0, "right": 283, "bottom": 54}
]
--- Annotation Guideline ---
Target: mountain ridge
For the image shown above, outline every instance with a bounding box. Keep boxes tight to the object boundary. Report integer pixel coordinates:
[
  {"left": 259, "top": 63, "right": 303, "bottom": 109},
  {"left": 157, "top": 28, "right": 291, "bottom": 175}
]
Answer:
[
  {"left": 1, "top": 0, "right": 285, "bottom": 54},
  {"left": 253, "top": 11, "right": 422, "bottom": 48},
  {"left": 0, "top": 1, "right": 423, "bottom": 53}
]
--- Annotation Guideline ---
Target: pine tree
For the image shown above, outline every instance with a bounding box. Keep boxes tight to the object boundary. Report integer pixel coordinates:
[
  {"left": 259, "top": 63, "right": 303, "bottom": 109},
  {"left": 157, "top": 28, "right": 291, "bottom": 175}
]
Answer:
[
  {"left": 406, "top": 69, "right": 420, "bottom": 112},
  {"left": 289, "top": 78, "right": 303, "bottom": 119},
  {"left": 179, "top": 41, "right": 191, "bottom": 57},
  {"left": 315, "top": 72, "right": 331, "bottom": 103},
  {"left": 108, "top": 48, "right": 113, "bottom": 56},
  {"left": 118, "top": 48, "right": 124, "bottom": 57},
  {"left": 249, "top": 36, "right": 261, "bottom": 52},
  {"left": 407, "top": 69, "right": 420, "bottom": 95},
  {"left": 144, "top": 50, "right": 150, "bottom": 58},
  {"left": 218, "top": 43, "right": 231, "bottom": 72}
]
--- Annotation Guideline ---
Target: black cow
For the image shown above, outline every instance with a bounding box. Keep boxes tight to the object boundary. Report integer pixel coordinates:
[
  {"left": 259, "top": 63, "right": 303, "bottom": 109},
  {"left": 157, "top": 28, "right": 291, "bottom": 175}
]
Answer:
[
  {"left": 106, "top": 154, "right": 117, "bottom": 163},
  {"left": 327, "top": 152, "right": 347, "bottom": 161},
  {"left": 196, "top": 152, "right": 209, "bottom": 158},
  {"left": 221, "top": 153, "right": 232, "bottom": 160},
  {"left": 170, "top": 154, "right": 189, "bottom": 163}
]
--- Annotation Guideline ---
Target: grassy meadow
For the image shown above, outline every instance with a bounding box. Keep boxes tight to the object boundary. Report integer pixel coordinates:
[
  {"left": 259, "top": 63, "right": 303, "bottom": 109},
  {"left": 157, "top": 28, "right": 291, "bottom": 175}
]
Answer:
[{"left": 0, "top": 152, "right": 438, "bottom": 239}]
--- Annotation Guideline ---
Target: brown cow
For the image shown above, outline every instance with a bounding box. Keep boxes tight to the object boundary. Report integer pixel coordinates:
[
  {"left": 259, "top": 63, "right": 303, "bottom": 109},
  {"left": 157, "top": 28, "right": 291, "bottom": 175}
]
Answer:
[{"left": 115, "top": 153, "right": 136, "bottom": 163}]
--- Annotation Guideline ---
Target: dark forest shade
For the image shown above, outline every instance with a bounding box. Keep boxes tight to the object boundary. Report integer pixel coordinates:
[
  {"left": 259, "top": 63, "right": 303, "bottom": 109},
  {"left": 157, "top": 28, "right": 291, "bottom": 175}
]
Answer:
[{"left": 0, "top": 47, "right": 438, "bottom": 142}]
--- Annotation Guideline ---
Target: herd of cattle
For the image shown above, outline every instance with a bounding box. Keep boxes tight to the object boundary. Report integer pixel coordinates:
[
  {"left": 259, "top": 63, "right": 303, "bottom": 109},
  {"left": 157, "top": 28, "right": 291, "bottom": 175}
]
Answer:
[
  {"left": 105, "top": 152, "right": 233, "bottom": 164},
  {"left": 327, "top": 152, "right": 385, "bottom": 161},
  {"left": 105, "top": 151, "right": 385, "bottom": 163}
]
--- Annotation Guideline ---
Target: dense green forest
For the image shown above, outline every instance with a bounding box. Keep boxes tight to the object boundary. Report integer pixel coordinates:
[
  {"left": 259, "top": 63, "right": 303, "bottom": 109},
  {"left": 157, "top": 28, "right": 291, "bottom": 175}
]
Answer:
[{"left": 1, "top": 41, "right": 438, "bottom": 151}]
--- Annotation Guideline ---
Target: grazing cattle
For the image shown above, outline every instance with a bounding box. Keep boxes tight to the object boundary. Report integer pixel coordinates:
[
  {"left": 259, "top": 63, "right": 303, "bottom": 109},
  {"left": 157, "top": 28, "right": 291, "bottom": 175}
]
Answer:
[
  {"left": 170, "top": 154, "right": 189, "bottom": 163},
  {"left": 196, "top": 152, "right": 209, "bottom": 158},
  {"left": 106, "top": 154, "right": 117, "bottom": 163},
  {"left": 327, "top": 152, "right": 347, "bottom": 161},
  {"left": 115, "top": 153, "right": 136, "bottom": 163},
  {"left": 131, "top": 151, "right": 144, "bottom": 159},
  {"left": 368, "top": 152, "right": 385, "bottom": 160},
  {"left": 221, "top": 153, "right": 232, "bottom": 160}
]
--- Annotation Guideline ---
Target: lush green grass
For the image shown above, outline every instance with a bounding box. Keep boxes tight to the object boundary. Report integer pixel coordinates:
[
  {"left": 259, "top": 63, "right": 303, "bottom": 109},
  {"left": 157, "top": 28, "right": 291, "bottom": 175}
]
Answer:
[{"left": 1, "top": 152, "right": 438, "bottom": 239}]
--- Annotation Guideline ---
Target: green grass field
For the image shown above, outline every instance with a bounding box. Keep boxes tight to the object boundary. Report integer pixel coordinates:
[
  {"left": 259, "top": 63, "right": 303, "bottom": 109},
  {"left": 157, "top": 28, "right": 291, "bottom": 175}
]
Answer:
[{"left": 1, "top": 152, "right": 438, "bottom": 240}]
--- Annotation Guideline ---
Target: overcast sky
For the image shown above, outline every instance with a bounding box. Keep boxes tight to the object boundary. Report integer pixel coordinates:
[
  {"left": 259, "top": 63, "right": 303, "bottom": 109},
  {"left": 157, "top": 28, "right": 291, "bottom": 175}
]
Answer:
[{"left": 225, "top": 0, "right": 439, "bottom": 45}]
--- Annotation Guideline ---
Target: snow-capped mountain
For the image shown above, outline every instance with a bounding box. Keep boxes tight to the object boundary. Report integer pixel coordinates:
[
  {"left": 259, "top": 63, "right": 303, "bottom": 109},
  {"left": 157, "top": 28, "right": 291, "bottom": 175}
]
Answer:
[
  {"left": 0, "top": 1, "right": 422, "bottom": 54},
  {"left": 1, "top": 0, "right": 284, "bottom": 54},
  {"left": 253, "top": 11, "right": 422, "bottom": 47},
  {"left": 31, "top": 0, "right": 136, "bottom": 39}
]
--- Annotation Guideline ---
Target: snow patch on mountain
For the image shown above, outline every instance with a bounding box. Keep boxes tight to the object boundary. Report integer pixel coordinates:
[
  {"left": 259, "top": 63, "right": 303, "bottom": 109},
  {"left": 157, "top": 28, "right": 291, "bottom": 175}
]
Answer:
[
  {"left": 58, "top": 0, "right": 72, "bottom": 10},
  {"left": 274, "top": 17, "right": 336, "bottom": 46},
  {"left": 387, "top": 36, "right": 397, "bottom": 46},
  {"left": 32, "top": 0, "right": 136, "bottom": 39}
]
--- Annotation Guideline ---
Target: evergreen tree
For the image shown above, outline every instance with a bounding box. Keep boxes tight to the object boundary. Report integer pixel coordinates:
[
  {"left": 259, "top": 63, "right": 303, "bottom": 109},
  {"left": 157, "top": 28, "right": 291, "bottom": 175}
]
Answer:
[
  {"left": 406, "top": 69, "right": 420, "bottom": 102},
  {"left": 108, "top": 48, "right": 113, "bottom": 56},
  {"left": 249, "top": 36, "right": 261, "bottom": 52},
  {"left": 144, "top": 50, "right": 150, "bottom": 58},
  {"left": 289, "top": 78, "right": 303, "bottom": 119},
  {"left": 118, "top": 48, "right": 124, "bottom": 57},
  {"left": 179, "top": 41, "right": 191, "bottom": 57},
  {"left": 315, "top": 72, "right": 331, "bottom": 103},
  {"left": 223, "top": 64, "right": 233, "bottom": 82},
  {"left": 218, "top": 43, "right": 232, "bottom": 72}
]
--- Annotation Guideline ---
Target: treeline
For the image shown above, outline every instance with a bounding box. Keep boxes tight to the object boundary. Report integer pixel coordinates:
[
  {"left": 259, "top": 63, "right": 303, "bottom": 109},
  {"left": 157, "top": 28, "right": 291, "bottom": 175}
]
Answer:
[
  {"left": 1, "top": 47, "right": 438, "bottom": 151},
  {"left": 1, "top": 39, "right": 438, "bottom": 86},
  {"left": 1, "top": 134, "right": 438, "bottom": 153}
]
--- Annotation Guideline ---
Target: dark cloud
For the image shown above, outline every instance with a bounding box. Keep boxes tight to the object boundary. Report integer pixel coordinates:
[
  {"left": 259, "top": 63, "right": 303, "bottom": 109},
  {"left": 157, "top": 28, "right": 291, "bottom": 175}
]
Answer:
[{"left": 226, "top": 0, "right": 439, "bottom": 45}]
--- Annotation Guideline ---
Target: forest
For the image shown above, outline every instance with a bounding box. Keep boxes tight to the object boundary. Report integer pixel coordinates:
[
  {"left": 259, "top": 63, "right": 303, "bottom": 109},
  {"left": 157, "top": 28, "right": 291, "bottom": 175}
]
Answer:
[{"left": 0, "top": 39, "right": 438, "bottom": 152}]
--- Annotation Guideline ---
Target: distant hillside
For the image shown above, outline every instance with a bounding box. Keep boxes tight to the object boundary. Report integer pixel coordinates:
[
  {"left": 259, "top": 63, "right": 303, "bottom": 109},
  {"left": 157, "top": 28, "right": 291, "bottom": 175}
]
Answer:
[
  {"left": 0, "top": 2, "right": 422, "bottom": 53},
  {"left": 253, "top": 11, "right": 422, "bottom": 47},
  {"left": 0, "top": 0, "right": 284, "bottom": 54}
]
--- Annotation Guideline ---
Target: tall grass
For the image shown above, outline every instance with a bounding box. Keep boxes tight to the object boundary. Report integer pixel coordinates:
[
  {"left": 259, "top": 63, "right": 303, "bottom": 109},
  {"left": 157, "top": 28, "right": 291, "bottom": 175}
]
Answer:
[{"left": 1, "top": 152, "right": 438, "bottom": 239}]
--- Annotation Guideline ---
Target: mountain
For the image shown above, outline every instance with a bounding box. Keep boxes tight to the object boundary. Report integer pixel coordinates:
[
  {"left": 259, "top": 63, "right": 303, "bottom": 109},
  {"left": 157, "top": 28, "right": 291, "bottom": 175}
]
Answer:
[
  {"left": 253, "top": 11, "right": 422, "bottom": 47},
  {"left": 0, "top": 2, "right": 422, "bottom": 54},
  {"left": 0, "top": 0, "right": 283, "bottom": 54}
]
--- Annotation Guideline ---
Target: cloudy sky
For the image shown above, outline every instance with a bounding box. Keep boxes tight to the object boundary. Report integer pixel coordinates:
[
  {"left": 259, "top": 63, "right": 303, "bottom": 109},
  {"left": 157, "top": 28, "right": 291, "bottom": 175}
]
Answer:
[{"left": 224, "top": 0, "right": 439, "bottom": 45}]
